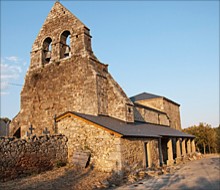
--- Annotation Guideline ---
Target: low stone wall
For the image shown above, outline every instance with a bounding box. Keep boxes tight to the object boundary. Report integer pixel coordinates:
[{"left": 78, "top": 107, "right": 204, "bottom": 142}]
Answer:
[
  {"left": 120, "top": 138, "right": 160, "bottom": 171},
  {"left": 0, "top": 134, "right": 68, "bottom": 182}
]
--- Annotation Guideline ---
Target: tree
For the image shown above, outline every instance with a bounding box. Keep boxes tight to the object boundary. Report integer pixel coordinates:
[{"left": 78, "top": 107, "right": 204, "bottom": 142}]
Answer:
[
  {"left": 183, "top": 123, "right": 218, "bottom": 154},
  {"left": 215, "top": 125, "right": 220, "bottom": 153}
]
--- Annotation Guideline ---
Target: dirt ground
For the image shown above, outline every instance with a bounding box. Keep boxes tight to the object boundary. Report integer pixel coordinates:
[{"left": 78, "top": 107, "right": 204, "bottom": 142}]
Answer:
[
  {"left": 0, "top": 165, "right": 123, "bottom": 190},
  {"left": 1, "top": 154, "right": 219, "bottom": 190}
]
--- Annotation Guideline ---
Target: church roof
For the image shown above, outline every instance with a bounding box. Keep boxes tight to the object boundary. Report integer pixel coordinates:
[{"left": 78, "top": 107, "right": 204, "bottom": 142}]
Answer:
[
  {"left": 130, "top": 92, "right": 161, "bottom": 101},
  {"left": 56, "top": 111, "right": 194, "bottom": 138},
  {"left": 130, "top": 92, "right": 180, "bottom": 106}
]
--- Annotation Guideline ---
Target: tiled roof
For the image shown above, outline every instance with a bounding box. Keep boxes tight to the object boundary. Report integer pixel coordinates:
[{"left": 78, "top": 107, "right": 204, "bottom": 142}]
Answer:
[
  {"left": 130, "top": 92, "right": 161, "bottom": 102},
  {"left": 130, "top": 92, "right": 180, "bottom": 106},
  {"left": 56, "top": 111, "right": 194, "bottom": 138}
]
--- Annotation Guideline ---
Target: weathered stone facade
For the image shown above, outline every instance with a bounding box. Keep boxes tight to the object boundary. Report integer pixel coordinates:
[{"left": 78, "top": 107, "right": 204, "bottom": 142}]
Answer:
[
  {"left": 134, "top": 104, "right": 170, "bottom": 126},
  {"left": 134, "top": 97, "right": 181, "bottom": 130},
  {"left": 7, "top": 2, "right": 194, "bottom": 174},
  {"left": 120, "top": 138, "right": 160, "bottom": 170},
  {"left": 10, "top": 2, "right": 133, "bottom": 137},
  {"left": 57, "top": 114, "right": 160, "bottom": 172},
  {"left": 57, "top": 115, "right": 121, "bottom": 172},
  {"left": 0, "top": 135, "right": 68, "bottom": 181}
]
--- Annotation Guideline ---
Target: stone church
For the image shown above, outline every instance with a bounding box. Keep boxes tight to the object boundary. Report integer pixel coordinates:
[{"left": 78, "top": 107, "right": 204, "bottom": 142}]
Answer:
[{"left": 10, "top": 2, "right": 195, "bottom": 172}]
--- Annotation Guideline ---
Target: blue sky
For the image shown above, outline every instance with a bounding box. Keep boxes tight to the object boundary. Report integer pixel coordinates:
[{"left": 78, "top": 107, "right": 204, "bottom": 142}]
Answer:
[{"left": 0, "top": 1, "right": 219, "bottom": 128}]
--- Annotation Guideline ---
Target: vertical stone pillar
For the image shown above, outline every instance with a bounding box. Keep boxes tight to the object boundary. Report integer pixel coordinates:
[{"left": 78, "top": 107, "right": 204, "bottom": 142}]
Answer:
[
  {"left": 147, "top": 142, "right": 152, "bottom": 168},
  {"left": 187, "top": 138, "right": 191, "bottom": 154},
  {"left": 175, "top": 138, "right": 182, "bottom": 163},
  {"left": 181, "top": 138, "right": 186, "bottom": 156},
  {"left": 158, "top": 138, "right": 164, "bottom": 166},
  {"left": 167, "top": 138, "right": 174, "bottom": 166},
  {"left": 54, "top": 42, "right": 62, "bottom": 62},
  {"left": 191, "top": 139, "right": 196, "bottom": 153}
]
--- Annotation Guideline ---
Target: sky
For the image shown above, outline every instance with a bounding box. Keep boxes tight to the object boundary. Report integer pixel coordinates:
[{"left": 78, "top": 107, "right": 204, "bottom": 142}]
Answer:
[{"left": 0, "top": 0, "right": 219, "bottom": 128}]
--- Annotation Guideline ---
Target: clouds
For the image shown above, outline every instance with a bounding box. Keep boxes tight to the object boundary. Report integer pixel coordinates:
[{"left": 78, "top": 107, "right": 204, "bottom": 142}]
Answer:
[
  {"left": 5, "top": 56, "right": 19, "bottom": 63},
  {"left": 1, "top": 64, "right": 22, "bottom": 79},
  {"left": 0, "top": 56, "right": 26, "bottom": 95}
]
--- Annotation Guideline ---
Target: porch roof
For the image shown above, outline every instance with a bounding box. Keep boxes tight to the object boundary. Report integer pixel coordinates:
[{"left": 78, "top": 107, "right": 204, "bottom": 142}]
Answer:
[{"left": 56, "top": 111, "right": 194, "bottom": 139}]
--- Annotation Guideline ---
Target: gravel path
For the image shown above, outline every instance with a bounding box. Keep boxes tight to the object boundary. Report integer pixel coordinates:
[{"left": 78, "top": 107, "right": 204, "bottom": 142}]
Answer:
[{"left": 116, "top": 155, "right": 220, "bottom": 190}]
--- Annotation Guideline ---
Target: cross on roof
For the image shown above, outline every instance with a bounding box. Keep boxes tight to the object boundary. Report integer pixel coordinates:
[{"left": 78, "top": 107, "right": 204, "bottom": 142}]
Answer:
[
  {"left": 29, "top": 124, "right": 35, "bottom": 135},
  {"left": 43, "top": 127, "right": 50, "bottom": 135}
]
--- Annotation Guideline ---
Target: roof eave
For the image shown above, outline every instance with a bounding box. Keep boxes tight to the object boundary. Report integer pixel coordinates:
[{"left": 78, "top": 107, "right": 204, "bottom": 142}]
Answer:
[
  {"left": 160, "top": 134, "right": 195, "bottom": 138},
  {"left": 56, "top": 111, "right": 123, "bottom": 137},
  {"left": 122, "top": 135, "right": 160, "bottom": 138}
]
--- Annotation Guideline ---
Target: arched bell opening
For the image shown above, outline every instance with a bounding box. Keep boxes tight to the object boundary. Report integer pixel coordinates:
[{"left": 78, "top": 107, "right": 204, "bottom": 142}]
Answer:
[
  {"left": 42, "top": 37, "right": 52, "bottom": 64},
  {"left": 60, "top": 30, "right": 71, "bottom": 59}
]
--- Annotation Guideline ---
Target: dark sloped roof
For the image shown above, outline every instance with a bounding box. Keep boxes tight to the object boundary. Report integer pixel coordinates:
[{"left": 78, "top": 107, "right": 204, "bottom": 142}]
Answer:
[
  {"left": 56, "top": 111, "right": 194, "bottom": 138},
  {"left": 138, "top": 123, "right": 194, "bottom": 138},
  {"left": 130, "top": 92, "right": 161, "bottom": 102},
  {"left": 130, "top": 92, "right": 180, "bottom": 106}
]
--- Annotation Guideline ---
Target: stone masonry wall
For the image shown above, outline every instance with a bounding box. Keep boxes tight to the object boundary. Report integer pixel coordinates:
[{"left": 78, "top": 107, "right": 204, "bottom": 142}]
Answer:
[
  {"left": 137, "top": 98, "right": 164, "bottom": 112},
  {"left": 0, "top": 134, "right": 68, "bottom": 182},
  {"left": 120, "top": 138, "right": 160, "bottom": 171},
  {"left": 107, "top": 74, "right": 134, "bottom": 122},
  {"left": 10, "top": 56, "right": 99, "bottom": 137},
  {"left": 163, "top": 99, "right": 181, "bottom": 130},
  {"left": 10, "top": 2, "right": 133, "bottom": 137},
  {"left": 57, "top": 116, "right": 122, "bottom": 172},
  {"left": 134, "top": 106, "right": 169, "bottom": 126},
  {"left": 136, "top": 98, "right": 181, "bottom": 130}
]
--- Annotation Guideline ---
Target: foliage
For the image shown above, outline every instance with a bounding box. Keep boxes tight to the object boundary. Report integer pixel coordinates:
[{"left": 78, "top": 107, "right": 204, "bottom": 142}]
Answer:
[
  {"left": 56, "top": 160, "right": 67, "bottom": 168},
  {"left": 215, "top": 125, "right": 220, "bottom": 153},
  {"left": 183, "top": 123, "right": 219, "bottom": 154}
]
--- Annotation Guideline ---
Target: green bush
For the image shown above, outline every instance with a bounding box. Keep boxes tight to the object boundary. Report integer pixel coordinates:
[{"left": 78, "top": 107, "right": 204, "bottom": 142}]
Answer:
[{"left": 56, "top": 160, "right": 66, "bottom": 168}]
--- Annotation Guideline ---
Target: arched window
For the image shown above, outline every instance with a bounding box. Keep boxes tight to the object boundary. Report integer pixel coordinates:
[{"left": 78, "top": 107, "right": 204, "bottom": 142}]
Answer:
[
  {"left": 42, "top": 37, "right": 52, "bottom": 64},
  {"left": 60, "top": 30, "right": 71, "bottom": 59}
]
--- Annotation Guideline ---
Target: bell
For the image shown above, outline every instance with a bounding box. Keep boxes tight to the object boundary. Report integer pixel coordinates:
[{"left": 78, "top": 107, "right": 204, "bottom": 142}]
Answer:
[
  {"left": 45, "top": 51, "right": 51, "bottom": 59},
  {"left": 64, "top": 46, "right": 70, "bottom": 57}
]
